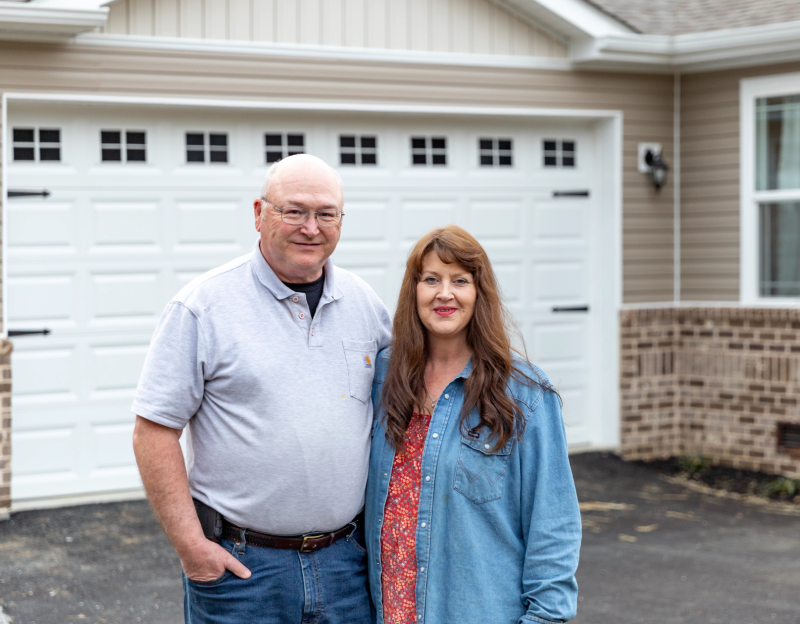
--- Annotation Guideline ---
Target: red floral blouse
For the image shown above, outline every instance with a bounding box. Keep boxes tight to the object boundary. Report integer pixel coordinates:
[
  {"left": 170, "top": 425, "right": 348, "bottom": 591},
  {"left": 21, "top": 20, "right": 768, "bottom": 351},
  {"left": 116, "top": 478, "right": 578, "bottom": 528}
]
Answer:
[{"left": 380, "top": 412, "right": 432, "bottom": 624}]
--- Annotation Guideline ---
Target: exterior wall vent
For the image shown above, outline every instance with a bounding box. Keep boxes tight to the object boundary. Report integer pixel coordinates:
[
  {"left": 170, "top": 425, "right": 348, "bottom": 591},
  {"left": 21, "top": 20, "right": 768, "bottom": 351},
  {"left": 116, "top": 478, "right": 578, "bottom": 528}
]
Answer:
[{"left": 777, "top": 422, "right": 800, "bottom": 453}]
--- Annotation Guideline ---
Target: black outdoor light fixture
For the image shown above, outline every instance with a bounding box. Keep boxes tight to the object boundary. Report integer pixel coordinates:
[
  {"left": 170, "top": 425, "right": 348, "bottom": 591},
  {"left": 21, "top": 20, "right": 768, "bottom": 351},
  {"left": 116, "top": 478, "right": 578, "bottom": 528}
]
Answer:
[{"left": 644, "top": 149, "right": 668, "bottom": 191}]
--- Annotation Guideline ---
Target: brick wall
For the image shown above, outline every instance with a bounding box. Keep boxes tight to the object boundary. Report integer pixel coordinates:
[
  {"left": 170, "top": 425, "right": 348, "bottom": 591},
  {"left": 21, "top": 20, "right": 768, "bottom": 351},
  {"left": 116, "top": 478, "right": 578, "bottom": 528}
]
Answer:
[
  {"left": 0, "top": 339, "right": 12, "bottom": 520},
  {"left": 620, "top": 307, "right": 800, "bottom": 479}
]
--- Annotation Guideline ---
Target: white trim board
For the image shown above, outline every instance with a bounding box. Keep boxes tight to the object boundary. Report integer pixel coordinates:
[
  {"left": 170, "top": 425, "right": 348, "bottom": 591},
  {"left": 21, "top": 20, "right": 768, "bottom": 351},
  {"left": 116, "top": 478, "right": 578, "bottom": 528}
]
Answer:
[
  {"left": 11, "top": 488, "right": 146, "bottom": 513},
  {"left": 740, "top": 71, "right": 800, "bottom": 307}
]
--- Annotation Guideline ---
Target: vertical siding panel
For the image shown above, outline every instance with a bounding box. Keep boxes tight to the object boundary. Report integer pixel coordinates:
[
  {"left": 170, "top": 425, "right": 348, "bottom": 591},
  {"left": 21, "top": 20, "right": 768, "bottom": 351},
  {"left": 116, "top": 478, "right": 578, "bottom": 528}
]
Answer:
[
  {"left": 387, "top": 0, "right": 409, "bottom": 50},
  {"left": 156, "top": 0, "right": 180, "bottom": 37},
  {"left": 229, "top": 0, "right": 252, "bottom": 41},
  {"left": 472, "top": 0, "right": 491, "bottom": 54},
  {"left": 275, "top": 0, "right": 298, "bottom": 43},
  {"left": 252, "top": 0, "right": 276, "bottom": 42},
  {"left": 492, "top": 4, "right": 511, "bottom": 55},
  {"left": 365, "top": 0, "right": 387, "bottom": 48},
  {"left": 532, "top": 25, "right": 551, "bottom": 57},
  {"left": 409, "top": 0, "right": 430, "bottom": 51},
  {"left": 130, "top": 0, "right": 155, "bottom": 35},
  {"left": 550, "top": 35, "right": 568, "bottom": 58},
  {"left": 298, "top": 0, "right": 321, "bottom": 45},
  {"left": 451, "top": 0, "right": 470, "bottom": 53},
  {"left": 509, "top": 15, "right": 530, "bottom": 56},
  {"left": 205, "top": 0, "right": 228, "bottom": 39},
  {"left": 430, "top": 0, "right": 450, "bottom": 53},
  {"left": 321, "top": 0, "right": 343, "bottom": 46},
  {"left": 344, "top": 0, "right": 366, "bottom": 48},
  {"left": 180, "top": 0, "right": 204, "bottom": 38},
  {"left": 105, "top": 0, "right": 130, "bottom": 34}
]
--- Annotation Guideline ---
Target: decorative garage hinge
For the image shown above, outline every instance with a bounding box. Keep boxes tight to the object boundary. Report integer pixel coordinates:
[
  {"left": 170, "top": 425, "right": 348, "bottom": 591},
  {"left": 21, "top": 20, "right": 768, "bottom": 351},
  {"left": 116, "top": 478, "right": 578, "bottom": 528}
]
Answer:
[{"left": 7, "top": 189, "right": 51, "bottom": 198}]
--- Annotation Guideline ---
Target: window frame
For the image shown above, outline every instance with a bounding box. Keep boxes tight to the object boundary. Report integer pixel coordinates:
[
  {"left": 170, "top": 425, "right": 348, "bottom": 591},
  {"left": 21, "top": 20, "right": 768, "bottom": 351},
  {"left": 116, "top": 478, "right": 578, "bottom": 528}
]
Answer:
[
  {"left": 740, "top": 72, "right": 800, "bottom": 304},
  {"left": 100, "top": 129, "right": 147, "bottom": 164},
  {"left": 185, "top": 131, "right": 229, "bottom": 165},
  {"left": 12, "top": 127, "right": 61, "bottom": 163}
]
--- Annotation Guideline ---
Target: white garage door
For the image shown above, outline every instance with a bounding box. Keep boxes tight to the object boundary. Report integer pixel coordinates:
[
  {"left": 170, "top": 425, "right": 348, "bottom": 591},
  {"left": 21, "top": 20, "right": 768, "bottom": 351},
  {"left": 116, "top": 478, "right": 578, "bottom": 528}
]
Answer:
[{"left": 6, "top": 100, "right": 609, "bottom": 505}]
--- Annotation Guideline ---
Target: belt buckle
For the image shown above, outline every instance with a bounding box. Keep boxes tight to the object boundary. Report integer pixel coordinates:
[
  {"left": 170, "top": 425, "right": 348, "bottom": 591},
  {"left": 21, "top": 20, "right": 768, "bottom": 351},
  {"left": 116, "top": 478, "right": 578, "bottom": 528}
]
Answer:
[{"left": 300, "top": 533, "right": 324, "bottom": 553}]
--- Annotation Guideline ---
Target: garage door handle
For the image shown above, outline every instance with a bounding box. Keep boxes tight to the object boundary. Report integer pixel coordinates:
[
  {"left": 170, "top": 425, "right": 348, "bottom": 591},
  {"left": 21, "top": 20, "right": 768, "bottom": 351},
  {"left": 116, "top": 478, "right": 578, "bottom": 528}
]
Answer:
[
  {"left": 551, "top": 306, "right": 589, "bottom": 313},
  {"left": 8, "top": 328, "right": 51, "bottom": 337},
  {"left": 8, "top": 189, "right": 51, "bottom": 198},
  {"left": 553, "top": 190, "right": 589, "bottom": 197}
]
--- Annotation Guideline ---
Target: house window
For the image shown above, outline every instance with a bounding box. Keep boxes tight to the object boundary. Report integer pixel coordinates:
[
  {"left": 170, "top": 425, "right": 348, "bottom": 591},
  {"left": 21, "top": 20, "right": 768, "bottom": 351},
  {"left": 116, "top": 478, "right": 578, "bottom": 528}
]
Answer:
[
  {"left": 13, "top": 127, "right": 61, "bottom": 162},
  {"left": 479, "top": 138, "right": 513, "bottom": 167},
  {"left": 411, "top": 136, "right": 447, "bottom": 166},
  {"left": 755, "top": 94, "right": 800, "bottom": 297},
  {"left": 186, "top": 132, "right": 228, "bottom": 164},
  {"left": 543, "top": 139, "right": 576, "bottom": 168},
  {"left": 101, "top": 130, "right": 147, "bottom": 163},
  {"left": 265, "top": 133, "right": 305, "bottom": 163},
  {"left": 340, "top": 135, "right": 378, "bottom": 165}
]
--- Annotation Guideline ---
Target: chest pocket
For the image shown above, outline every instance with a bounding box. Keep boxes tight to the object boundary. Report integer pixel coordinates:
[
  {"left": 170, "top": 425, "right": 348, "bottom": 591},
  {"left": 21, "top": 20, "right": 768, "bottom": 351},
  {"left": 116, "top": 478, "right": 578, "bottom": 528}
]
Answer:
[
  {"left": 342, "top": 340, "right": 378, "bottom": 403},
  {"left": 454, "top": 426, "right": 514, "bottom": 504}
]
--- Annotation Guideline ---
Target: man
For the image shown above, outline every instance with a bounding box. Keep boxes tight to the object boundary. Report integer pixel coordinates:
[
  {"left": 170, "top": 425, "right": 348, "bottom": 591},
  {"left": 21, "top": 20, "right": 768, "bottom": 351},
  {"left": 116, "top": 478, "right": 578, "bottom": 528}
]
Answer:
[{"left": 132, "top": 154, "right": 391, "bottom": 623}]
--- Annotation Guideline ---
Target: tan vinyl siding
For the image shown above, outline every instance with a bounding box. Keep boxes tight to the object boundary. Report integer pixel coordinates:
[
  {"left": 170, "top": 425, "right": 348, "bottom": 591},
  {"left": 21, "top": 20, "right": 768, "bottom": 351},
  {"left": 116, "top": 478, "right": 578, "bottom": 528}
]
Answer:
[
  {"left": 0, "top": 41, "right": 672, "bottom": 303},
  {"left": 680, "top": 61, "right": 800, "bottom": 301},
  {"left": 101, "top": 0, "right": 569, "bottom": 58}
]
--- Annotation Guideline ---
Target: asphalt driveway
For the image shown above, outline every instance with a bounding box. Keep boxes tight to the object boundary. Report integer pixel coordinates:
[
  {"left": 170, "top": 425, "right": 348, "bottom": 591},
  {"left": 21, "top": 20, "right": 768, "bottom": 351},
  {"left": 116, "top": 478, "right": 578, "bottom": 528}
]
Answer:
[{"left": 1, "top": 452, "right": 798, "bottom": 624}]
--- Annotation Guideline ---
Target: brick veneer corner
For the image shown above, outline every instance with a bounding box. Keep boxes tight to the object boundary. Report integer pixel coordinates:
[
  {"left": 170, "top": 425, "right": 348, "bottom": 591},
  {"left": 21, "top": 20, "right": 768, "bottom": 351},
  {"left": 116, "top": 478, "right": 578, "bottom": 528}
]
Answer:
[
  {"left": 0, "top": 339, "right": 12, "bottom": 519},
  {"left": 620, "top": 308, "right": 800, "bottom": 479}
]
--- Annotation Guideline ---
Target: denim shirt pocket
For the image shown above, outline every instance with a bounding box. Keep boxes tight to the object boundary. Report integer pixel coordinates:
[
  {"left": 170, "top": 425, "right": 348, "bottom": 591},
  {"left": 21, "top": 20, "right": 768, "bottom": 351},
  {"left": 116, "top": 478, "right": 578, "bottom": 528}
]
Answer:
[
  {"left": 453, "top": 431, "right": 514, "bottom": 504},
  {"left": 342, "top": 339, "right": 378, "bottom": 403}
]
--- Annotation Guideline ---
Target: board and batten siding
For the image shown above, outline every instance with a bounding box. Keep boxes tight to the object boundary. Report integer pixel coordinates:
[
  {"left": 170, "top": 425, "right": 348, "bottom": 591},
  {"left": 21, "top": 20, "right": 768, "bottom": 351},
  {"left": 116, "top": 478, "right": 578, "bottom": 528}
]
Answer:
[
  {"left": 681, "top": 60, "right": 800, "bottom": 301},
  {"left": 0, "top": 40, "right": 672, "bottom": 303},
  {"left": 101, "top": 0, "right": 569, "bottom": 58}
]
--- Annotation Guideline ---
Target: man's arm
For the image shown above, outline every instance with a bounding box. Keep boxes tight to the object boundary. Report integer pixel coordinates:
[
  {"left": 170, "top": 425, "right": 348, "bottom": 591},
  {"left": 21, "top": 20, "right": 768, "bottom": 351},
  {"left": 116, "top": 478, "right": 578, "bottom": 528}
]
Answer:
[{"left": 132, "top": 416, "right": 251, "bottom": 582}]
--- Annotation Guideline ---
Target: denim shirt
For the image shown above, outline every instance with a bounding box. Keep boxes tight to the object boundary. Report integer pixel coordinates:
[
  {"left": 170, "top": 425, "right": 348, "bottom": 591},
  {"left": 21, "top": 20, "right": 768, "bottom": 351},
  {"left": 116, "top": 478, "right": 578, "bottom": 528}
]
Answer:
[{"left": 365, "top": 349, "right": 581, "bottom": 624}]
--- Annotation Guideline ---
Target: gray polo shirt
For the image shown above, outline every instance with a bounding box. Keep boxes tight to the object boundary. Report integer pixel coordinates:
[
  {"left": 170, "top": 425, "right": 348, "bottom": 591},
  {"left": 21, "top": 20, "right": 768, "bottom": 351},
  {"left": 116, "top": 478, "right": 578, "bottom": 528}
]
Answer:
[{"left": 132, "top": 243, "right": 392, "bottom": 535}]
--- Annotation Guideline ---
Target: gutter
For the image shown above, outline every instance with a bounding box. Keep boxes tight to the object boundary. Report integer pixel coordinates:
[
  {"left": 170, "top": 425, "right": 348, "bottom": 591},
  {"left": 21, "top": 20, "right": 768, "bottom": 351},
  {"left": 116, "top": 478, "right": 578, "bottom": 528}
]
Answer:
[
  {"left": 574, "top": 20, "right": 800, "bottom": 73},
  {"left": 0, "top": 2, "right": 108, "bottom": 37}
]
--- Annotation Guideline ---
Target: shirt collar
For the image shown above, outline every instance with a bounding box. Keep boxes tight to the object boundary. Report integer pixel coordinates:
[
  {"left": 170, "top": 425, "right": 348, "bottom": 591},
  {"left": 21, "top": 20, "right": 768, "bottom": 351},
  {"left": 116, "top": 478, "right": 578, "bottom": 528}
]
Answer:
[
  {"left": 251, "top": 241, "right": 342, "bottom": 302},
  {"left": 456, "top": 359, "right": 473, "bottom": 379}
]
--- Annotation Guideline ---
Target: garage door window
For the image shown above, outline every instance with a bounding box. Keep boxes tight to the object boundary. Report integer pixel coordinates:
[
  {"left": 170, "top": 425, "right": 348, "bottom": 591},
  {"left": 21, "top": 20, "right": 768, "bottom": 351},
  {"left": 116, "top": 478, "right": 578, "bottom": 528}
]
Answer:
[
  {"left": 479, "top": 138, "right": 513, "bottom": 167},
  {"left": 340, "top": 135, "right": 378, "bottom": 165},
  {"left": 12, "top": 127, "right": 60, "bottom": 162},
  {"left": 186, "top": 132, "right": 228, "bottom": 164},
  {"left": 101, "top": 130, "right": 146, "bottom": 163},
  {"left": 411, "top": 136, "right": 447, "bottom": 166},
  {"left": 265, "top": 133, "right": 305, "bottom": 163},
  {"left": 543, "top": 139, "right": 576, "bottom": 168}
]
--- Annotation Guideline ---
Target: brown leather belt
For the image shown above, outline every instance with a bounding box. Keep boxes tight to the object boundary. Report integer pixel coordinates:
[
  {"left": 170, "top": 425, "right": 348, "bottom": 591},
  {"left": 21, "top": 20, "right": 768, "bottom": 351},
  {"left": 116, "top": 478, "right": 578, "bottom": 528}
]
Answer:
[{"left": 221, "top": 518, "right": 358, "bottom": 553}]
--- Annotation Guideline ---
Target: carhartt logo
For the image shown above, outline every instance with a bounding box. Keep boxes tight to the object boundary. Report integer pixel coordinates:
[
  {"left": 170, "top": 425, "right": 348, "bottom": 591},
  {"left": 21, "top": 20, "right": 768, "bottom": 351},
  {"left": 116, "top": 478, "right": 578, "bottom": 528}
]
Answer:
[{"left": 364, "top": 355, "right": 372, "bottom": 368}]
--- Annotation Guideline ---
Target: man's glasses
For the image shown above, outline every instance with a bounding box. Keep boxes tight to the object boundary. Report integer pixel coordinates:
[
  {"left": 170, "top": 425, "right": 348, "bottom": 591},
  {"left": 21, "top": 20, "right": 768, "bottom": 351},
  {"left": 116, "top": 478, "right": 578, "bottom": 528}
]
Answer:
[{"left": 263, "top": 200, "right": 344, "bottom": 227}]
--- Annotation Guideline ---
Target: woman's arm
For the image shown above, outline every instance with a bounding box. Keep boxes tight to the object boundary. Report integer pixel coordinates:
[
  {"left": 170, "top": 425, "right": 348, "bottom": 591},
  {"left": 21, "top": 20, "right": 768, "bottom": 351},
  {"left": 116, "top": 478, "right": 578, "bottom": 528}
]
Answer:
[{"left": 517, "top": 386, "right": 582, "bottom": 623}]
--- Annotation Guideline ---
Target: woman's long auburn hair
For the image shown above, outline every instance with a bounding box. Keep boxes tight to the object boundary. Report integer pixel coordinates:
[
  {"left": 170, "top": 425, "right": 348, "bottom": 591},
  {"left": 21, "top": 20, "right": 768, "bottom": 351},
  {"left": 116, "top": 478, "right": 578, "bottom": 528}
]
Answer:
[{"left": 382, "top": 225, "right": 552, "bottom": 452}]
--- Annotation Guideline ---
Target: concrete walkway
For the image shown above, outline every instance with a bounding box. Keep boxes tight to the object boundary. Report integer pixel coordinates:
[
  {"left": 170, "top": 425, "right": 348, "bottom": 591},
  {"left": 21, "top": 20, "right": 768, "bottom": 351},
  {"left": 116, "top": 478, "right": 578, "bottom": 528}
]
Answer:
[{"left": 1, "top": 453, "right": 798, "bottom": 624}]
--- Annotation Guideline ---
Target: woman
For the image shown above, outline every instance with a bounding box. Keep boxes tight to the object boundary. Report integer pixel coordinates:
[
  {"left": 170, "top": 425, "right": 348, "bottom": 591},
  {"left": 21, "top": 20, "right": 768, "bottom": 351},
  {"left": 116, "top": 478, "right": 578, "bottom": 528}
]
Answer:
[{"left": 365, "top": 225, "right": 581, "bottom": 624}]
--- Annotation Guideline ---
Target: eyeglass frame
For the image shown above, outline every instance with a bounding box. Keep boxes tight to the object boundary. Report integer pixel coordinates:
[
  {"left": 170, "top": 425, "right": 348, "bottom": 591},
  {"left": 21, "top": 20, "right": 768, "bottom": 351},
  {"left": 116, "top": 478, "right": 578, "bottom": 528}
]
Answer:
[{"left": 260, "top": 199, "right": 345, "bottom": 227}]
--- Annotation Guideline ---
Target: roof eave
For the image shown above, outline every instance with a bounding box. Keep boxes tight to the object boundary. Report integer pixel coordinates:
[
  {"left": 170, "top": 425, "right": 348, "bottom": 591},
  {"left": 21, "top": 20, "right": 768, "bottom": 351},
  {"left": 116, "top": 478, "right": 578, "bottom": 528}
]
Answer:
[{"left": 0, "top": 2, "right": 108, "bottom": 39}]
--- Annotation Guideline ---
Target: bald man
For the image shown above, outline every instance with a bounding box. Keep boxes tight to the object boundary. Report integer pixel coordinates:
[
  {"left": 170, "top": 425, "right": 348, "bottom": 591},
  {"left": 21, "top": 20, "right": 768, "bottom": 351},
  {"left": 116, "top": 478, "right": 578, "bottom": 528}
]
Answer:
[{"left": 133, "top": 154, "right": 391, "bottom": 623}]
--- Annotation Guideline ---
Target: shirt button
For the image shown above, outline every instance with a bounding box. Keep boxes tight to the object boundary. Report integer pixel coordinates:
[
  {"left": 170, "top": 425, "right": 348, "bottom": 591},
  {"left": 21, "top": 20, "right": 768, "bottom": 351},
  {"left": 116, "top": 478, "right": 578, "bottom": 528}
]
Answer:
[
  {"left": 444, "top": 394, "right": 449, "bottom": 399},
  {"left": 292, "top": 296, "right": 299, "bottom": 302},
  {"left": 484, "top": 443, "right": 491, "bottom": 450},
  {"left": 311, "top": 329, "right": 314, "bottom": 336},
  {"left": 421, "top": 522, "right": 426, "bottom": 528},
  {"left": 425, "top": 476, "right": 430, "bottom": 482},
  {"left": 432, "top": 433, "right": 438, "bottom": 439},
  {"left": 299, "top": 313, "right": 305, "bottom": 319},
  {"left": 420, "top": 567, "right": 425, "bottom": 572},
  {"left": 384, "top": 472, "right": 388, "bottom": 477}
]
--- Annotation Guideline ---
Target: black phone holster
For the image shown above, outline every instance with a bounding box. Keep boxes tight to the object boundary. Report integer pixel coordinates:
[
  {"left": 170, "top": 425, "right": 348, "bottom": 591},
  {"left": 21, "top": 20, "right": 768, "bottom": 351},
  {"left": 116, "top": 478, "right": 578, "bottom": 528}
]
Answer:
[{"left": 193, "top": 498, "right": 223, "bottom": 543}]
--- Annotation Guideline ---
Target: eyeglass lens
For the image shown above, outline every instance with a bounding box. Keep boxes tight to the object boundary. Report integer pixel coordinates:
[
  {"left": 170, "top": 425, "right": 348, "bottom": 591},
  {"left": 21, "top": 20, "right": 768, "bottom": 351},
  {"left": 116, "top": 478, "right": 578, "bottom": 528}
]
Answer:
[{"left": 281, "top": 207, "right": 342, "bottom": 226}]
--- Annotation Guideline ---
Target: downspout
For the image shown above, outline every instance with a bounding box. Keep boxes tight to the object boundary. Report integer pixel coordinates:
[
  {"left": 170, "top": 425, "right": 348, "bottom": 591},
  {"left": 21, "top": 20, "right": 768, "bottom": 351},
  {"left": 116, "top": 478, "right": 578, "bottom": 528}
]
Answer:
[{"left": 673, "top": 71, "right": 681, "bottom": 303}]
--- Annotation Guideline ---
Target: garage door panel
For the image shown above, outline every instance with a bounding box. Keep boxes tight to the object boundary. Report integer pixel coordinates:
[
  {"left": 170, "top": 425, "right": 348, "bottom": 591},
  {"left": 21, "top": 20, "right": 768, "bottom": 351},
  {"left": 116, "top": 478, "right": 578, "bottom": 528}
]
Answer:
[
  {"left": 492, "top": 263, "right": 523, "bottom": 303},
  {"left": 12, "top": 347, "right": 80, "bottom": 400},
  {"left": 469, "top": 200, "right": 523, "bottom": 242},
  {"left": 11, "top": 427, "right": 78, "bottom": 479},
  {"left": 91, "top": 202, "right": 160, "bottom": 250},
  {"left": 401, "top": 201, "right": 457, "bottom": 240},
  {"left": 91, "top": 422, "right": 137, "bottom": 470},
  {"left": 7, "top": 201, "right": 77, "bottom": 251},
  {"left": 532, "top": 262, "right": 587, "bottom": 302},
  {"left": 339, "top": 201, "right": 390, "bottom": 243},
  {"left": 530, "top": 321, "right": 587, "bottom": 363},
  {"left": 534, "top": 202, "right": 587, "bottom": 242},
  {"left": 89, "top": 272, "right": 161, "bottom": 322},
  {"left": 88, "top": 343, "right": 150, "bottom": 395},
  {"left": 175, "top": 201, "right": 241, "bottom": 252},
  {"left": 7, "top": 274, "right": 76, "bottom": 326}
]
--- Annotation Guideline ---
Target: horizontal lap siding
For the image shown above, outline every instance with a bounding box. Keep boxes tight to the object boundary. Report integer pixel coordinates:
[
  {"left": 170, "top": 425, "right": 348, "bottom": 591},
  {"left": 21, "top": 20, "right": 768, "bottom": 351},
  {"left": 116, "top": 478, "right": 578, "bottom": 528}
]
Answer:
[
  {"left": 680, "top": 61, "right": 800, "bottom": 301},
  {"left": 0, "top": 41, "right": 673, "bottom": 303},
  {"left": 102, "top": 0, "right": 569, "bottom": 58}
]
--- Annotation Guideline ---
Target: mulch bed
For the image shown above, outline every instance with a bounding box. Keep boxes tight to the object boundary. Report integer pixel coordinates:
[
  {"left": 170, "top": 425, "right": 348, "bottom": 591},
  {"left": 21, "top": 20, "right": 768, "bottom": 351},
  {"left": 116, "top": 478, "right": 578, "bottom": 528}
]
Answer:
[{"left": 633, "top": 456, "right": 800, "bottom": 505}]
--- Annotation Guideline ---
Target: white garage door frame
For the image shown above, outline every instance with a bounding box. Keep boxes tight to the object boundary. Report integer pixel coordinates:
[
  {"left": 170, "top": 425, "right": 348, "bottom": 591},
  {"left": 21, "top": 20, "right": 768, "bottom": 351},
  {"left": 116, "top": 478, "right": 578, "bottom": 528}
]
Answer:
[{"left": 2, "top": 92, "right": 622, "bottom": 509}]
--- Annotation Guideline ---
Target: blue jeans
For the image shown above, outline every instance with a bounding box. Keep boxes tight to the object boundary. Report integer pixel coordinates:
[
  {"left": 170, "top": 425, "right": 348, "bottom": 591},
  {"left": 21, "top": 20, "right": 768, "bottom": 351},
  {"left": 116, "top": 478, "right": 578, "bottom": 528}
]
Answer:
[{"left": 183, "top": 524, "right": 373, "bottom": 624}]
